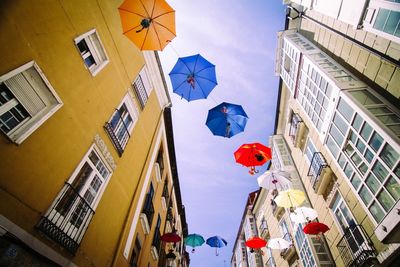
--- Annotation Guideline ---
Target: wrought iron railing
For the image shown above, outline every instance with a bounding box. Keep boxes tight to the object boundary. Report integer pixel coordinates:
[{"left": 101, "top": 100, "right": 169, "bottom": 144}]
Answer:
[
  {"left": 142, "top": 193, "right": 155, "bottom": 227},
  {"left": 266, "top": 257, "right": 276, "bottom": 267},
  {"left": 289, "top": 113, "right": 303, "bottom": 143},
  {"left": 133, "top": 75, "right": 148, "bottom": 109},
  {"left": 104, "top": 109, "right": 130, "bottom": 156},
  {"left": 336, "top": 224, "right": 378, "bottom": 267},
  {"left": 307, "top": 152, "right": 328, "bottom": 189},
  {"left": 281, "top": 233, "right": 293, "bottom": 256},
  {"left": 37, "top": 183, "right": 95, "bottom": 255}
]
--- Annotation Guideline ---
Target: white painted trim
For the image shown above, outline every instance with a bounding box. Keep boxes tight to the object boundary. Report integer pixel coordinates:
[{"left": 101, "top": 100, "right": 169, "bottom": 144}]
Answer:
[
  {"left": 139, "top": 213, "right": 150, "bottom": 235},
  {"left": 0, "top": 215, "right": 77, "bottom": 267},
  {"left": 123, "top": 122, "right": 165, "bottom": 258}
]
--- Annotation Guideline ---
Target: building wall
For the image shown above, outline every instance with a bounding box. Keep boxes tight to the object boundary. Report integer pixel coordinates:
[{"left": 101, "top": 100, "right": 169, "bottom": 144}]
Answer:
[{"left": 0, "top": 1, "right": 181, "bottom": 266}]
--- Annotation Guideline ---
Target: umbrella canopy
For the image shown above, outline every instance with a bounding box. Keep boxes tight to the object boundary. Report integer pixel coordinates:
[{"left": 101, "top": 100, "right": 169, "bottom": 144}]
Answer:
[
  {"left": 257, "top": 170, "right": 291, "bottom": 190},
  {"left": 184, "top": 233, "right": 205, "bottom": 253},
  {"left": 118, "top": 0, "right": 176, "bottom": 51},
  {"left": 245, "top": 237, "right": 267, "bottom": 249},
  {"left": 161, "top": 232, "right": 181, "bottom": 243},
  {"left": 290, "top": 207, "right": 318, "bottom": 224},
  {"left": 206, "top": 235, "right": 228, "bottom": 256},
  {"left": 169, "top": 54, "right": 217, "bottom": 101},
  {"left": 303, "top": 222, "right": 330, "bottom": 235},
  {"left": 267, "top": 238, "right": 291, "bottom": 250},
  {"left": 206, "top": 102, "right": 248, "bottom": 138},
  {"left": 234, "top": 143, "right": 272, "bottom": 175},
  {"left": 274, "top": 189, "right": 306, "bottom": 208}
]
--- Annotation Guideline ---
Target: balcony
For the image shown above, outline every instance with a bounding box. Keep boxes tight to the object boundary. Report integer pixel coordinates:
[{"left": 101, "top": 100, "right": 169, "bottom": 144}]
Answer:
[
  {"left": 307, "top": 152, "right": 334, "bottom": 196},
  {"left": 266, "top": 257, "right": 276, "bottom": 267},
  {"left": 104, "top": 112, "right": 131, "bottom": 157},
  {"left": 140, "top": 193, "right": 154, "bottom": 235},
  {"left": 337, "top": 225, "right": 379, "bottom": 267},
  {"left": 260, "top": 220, "right": 270, "bottom": 239},
  {"left": 36, "top": 183, "right": 95, "bottom": 255},
  {"left": 289, "top": 113, "right": 307, "bottom": 149},
  {"left": 280, "top": 233, "right": 297, "bottom": 260},
  {"left": 271, "top": 190, "right": 284, "bottom": 219}
]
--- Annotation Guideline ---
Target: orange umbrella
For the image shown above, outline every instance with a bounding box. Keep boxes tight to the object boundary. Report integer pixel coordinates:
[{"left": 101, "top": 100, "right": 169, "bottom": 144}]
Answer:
[
  {"left": 234, "top": 143, "right": 272, "bottom": 175},
  {"left": 118, "top": 0, "right": 176, "bottom": 51}
]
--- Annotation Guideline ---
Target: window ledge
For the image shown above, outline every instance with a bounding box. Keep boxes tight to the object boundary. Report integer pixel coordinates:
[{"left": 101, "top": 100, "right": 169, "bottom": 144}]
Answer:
[{"left": 139, "top": 213, "right": 150, "bottom": 235}]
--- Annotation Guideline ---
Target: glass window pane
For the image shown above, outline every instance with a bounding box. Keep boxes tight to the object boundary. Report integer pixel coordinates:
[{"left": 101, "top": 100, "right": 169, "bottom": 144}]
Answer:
[
  {"left": 337, "top": 98, "right": 354, "bottom": 122},
  {"left": 380, "top": 144, "right": 399, "bottom": 169},
  {"left": 334, "top": 113, "right": 348, "bottom": 134},
  {"left": 352, "top": 114, "right": 363, "bottom": 131},
  {"left": 374, "top": 9, "right": 390, "bottom": 31},
  {"left": 366, "top": 174, "right": 380, "bottom": 194},
  {"left": 372, "top": 161, "right": 389, "bottom": 182},
  {"left": 360, "top": 186, "right": 373, "bottom": 205},
  {"left": 338, "top": 153, "right": 347, "bottom": 168},
  {"left": 384, "top": 10, "right": 400, "bottom": 35},
  {"left": 369, "top": 201, "right": 385, "bottom": 222},
  {"left": 351, "top": 153, "right": 362, "bottom": 166},
  {"left": 359, "top": 163, "right": 368, "bottom": 175},
  {"left": 377, "top": 114, "right": 400, "bottom": 125},
  {"left": 344, "top": 143, "right": 355, "bottom": 155},
  {"left": 330, "top": 125, "right": 344, "bottom": 145},
  {"left": 360, "top": 122, "right": 373, "bottom": 141},
  {"left": 349, "top": 130, "right": 357, "bottom": 144},
  {"left": 386, "top": 176, "right": 400, "bottom": 201},
  {"left": 388, "top": 124, "right": 400, "bottom": 136},
  {"left": 369, "top": 132, "right": 383, "bottom": 152},
  {"left": 350, "top": 90, "right": 382, "bottom": 105},
  {"left": 368, "top": 106, "right": 392, "bottom": 115},
  {"left": 326, "top": 136, "right": 339, "bottom": 158},
  {"left": 378, "top": 190, "right": 395, "bottom": 211},
  {"left": 351, "top": 173, "right": 362, "bottom": 190},
  {"left": 356, "top": 139, "right": 366, "bottom": 154},
  {"left": 364, "top": 148, "right": 374, "bottom": 163},
  {"left": 344, "top": 163, "right": 354, "bottom": 178}
]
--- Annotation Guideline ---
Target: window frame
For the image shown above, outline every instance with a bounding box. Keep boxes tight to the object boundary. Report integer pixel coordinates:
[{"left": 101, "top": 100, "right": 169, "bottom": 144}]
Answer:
[
  {"left": 74, "top": 29, "right": 109, "bottom": 76},
  {"left": 132, "top": 67, "right": 152, "bottom": 110},
  {"left": 0, "top": 61, "right": 63, "bottom": 144}
]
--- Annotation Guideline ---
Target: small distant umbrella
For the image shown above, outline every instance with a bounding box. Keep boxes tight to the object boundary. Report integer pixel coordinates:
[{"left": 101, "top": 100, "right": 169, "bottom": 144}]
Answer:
[
  {"left": 290, "top": 207, "right": 318, "bottom": 224},
  {"left": 274, "top": 189, "right": 305, "bottom": 208},
  {"left": 257, "top": 170, "right": 291, "bottom": 190},
  {"left": 303, "top": 222, "right": 330, "bottom": 235},
  {"left": 206, "top": 235, "right": 227, "bottom": 256},
  {"left": 234, "top": 143, "right": 272, "bottom": 175},
  {"left": 184, "top": 233, "right": 205, "bottom": 253},
  {"left": 161, "top": 232, "right": 181, "bottom": 243},
  {"left": 245, "top": 237, "right": 267, "bottom": 252},
  {"left": 267, "top": 238, "right": 291, "bottom": 250},
  {"left": 169, "top": 54, "right": 217, "bottom": 101},
  {"left": 206, "top": 102, "right": 248, "bottom": 138}
]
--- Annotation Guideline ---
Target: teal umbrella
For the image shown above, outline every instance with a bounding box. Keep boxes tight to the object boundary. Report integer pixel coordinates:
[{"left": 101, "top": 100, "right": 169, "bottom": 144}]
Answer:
[{"left": 184, "top": 233, "right": 205, "bottom": 253}]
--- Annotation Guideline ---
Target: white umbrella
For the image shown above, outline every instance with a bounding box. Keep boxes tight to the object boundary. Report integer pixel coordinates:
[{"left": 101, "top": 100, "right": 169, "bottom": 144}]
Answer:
[
  {"left": 290, "top": 207, "right": 318, "bottom": 224},
  {"left": 257, "top": 170, "right": 291, "bottom": 190},
  {"left": 267, "top": 238, "right": 291, "bottom": 250}
]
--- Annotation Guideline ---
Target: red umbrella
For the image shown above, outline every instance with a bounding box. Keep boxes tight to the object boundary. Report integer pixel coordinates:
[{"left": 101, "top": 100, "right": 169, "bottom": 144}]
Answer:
[
  {"left": 161, "top": 232, "right": 181, "bottom": 243},
  {"left": 303, "top": 222, "right": 330, "bottom": 235},
  {"left": 234, "top": 143, "right": 272, "bottom": 175},
  {"left": 245, "top": 236, "right": 267, "bottom": 249}
]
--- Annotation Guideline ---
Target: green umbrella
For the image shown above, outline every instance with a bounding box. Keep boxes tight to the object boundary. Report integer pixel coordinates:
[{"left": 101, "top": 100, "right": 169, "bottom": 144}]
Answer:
[{"left": 184, "top": 233, "right": 205, "bottom": 253}]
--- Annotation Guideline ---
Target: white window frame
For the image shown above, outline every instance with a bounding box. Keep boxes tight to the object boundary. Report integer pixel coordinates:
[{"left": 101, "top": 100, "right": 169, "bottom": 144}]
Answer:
[
  {"left": 132, "top": 66, "right": 152, "bottom": 109},
  {"left": 74, "top": 29, "right": 109, "bottom": 76},
  {"left": 0, "top": 61, "right": 63, "bottom": 144}
]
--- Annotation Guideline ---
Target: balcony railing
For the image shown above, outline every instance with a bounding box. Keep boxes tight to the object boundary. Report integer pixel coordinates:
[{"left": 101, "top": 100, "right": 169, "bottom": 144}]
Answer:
[
  {"left": 142, "top": 193, "right": 155, "bottom": 227},
  {"left": 308, "top": 152, "right": 327, "bottom": 186},
  {"left": 36, "top": 183, "right": 95, "bottom": 255},
  {"left": 337, "top": 224, "right": 379, "bottom": 267},
  {"left": 281, "top": 233, "right": 296, "bottom": 260},
  {"left": 104, "top": 110, "right": 131, "bottom": 156},
  {"left": 260, "top": 220, "right": 270, "bottom": 239},
  {"left": 289, "top": 113, "right": 307, "bottom": 148},
  {"left": 266, "top": 257, "right": 276, "bottom": 267}
]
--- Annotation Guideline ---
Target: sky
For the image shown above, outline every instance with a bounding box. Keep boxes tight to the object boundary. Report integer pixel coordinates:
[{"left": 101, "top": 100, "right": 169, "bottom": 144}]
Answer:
[{"left": 159, "top": 1, "right": 286, "bottom": 266}]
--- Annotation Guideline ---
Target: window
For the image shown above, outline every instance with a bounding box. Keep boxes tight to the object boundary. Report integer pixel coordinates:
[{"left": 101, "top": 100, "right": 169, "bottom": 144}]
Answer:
[
  {"left": 142, "top": 183, "right": 155, "bottom": 226},
  {"left": 373, "top": 9, "right": 400, "bottom": 37},
  {"left": 294, "top": 225, "right": 317, "bottom": 267},
  {"left": 130, "top": 236, "right": 142, "bottom": 267},
  {"left": 305, "top": 137, "right": 317, "bottom": 163},
  {"left": 0, "top": 61, "right": 62, "bottom": 143},
  {"left": 152, "top": 215, "right": 162, "bottom": 254},
  {"left": 105, "top": 93, "right": 138, "bottom": 156},
  {"left": 74, "top": 29, "right": 108, "bottom": 76},
  {"left": 37, "top": 145, "right": 112, "bottom": 254},
  {"left": 133, "top": 67, "right": 152, "bottom": 109}
]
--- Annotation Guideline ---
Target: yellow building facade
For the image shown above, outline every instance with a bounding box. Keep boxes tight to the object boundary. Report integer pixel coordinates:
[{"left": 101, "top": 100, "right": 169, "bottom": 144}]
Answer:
[{"left": 0, "top": 1, "right": 188, "bottom": 266}]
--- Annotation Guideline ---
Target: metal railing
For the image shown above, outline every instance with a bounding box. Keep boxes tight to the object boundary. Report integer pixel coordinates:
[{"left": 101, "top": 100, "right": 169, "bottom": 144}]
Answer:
[
  {"left": 142, "top": 193, "right": 155, "bottom": 227},
  {"left": 289, "top": 113, "right": 303, "bottom": 143},
  {"left": 133, "top": 75, "right": 148, "bottom": 109},
  {"left": 336, "top": 224, "right": 378, "bottom": 267},
  {"left": 36, "top": 183, "right": 95, "bottom": 254},
  {"left": 104, "top": 109, "right": 130, "bottom": 156},
  {"left": 307, "top": 152, "right": 328, "bottom": 189},
  {"left": 281, "top": 233, "right": 293, "bottom": 256}
]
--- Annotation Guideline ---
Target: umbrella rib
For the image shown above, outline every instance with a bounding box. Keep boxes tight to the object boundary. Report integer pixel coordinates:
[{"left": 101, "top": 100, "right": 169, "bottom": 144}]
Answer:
[
  {"left": 138, "top": 0, "right": 150, "bottom": 18},
  {"left": 123, "top": 25, "right": 144, "bottom": 35},
  {"left": 150, "top": 0, "right": 156, "bottom": 18},
  {"left": 172, "top": 79, "right": 188, "bottom": 92},
  {"left": 194, "top": 75, "right": 218, "bottom": 84},
  {"left": 195, "top": 78, "right": 208, "bottom": 99},
  {"left": 151, "top": 23, "right": 163, "bottom": 50},
  {"left": 194, "top": 65, "right": 215, "bottom": 74},
  {"left": 118, "top": 8, "right": 147, "bottom": 18},
  {"left": 153, "top": 20, "right": 177, "bottom": 37}
]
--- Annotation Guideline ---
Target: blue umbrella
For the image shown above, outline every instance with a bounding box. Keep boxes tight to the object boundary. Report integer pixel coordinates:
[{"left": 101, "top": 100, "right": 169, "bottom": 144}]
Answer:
[
  {"left": 205, "top": 102, "right": 248, "bottom": 138},
  {"left": 206, "top": 235, "right": 227, "bottom": 256},
  {"left": 169, "top": 54, "right": 217, "bottom": 101}
]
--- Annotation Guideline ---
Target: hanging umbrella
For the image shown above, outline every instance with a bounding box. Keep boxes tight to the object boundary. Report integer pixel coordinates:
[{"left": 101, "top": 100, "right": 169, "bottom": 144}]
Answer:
[
  {"left": 234, "top": 143, "right": 272, "bottom": 175},
  {"left": 274, "top": 189, "right": 305, "bottom": 208},
  {"left": 118, "top": 0, "right": 176, "bottom": 51},
  {"left": 206, "top": 235, "right": 228, "bottom": 256},
  {"left": 257, "top": 170, "right": 291, "bottom": 190},
  {"left": 303, "top": 222, "right": 330, "bottom": 235},
  {"left": 184, "top": 233, "right": 205, "bottom": 253},
  {"left": 267, "top": 238, "right": 291, "bottom": 250},
  {"left": 161, "top": 232, "right": 181, "bottom": 243},
  {"left": 290, "top": 207, "right": 318, "bottom": 224},
  {"left": 205, "top": 102, "right": 248, "bottom": 138},
  {"left": 245, "top": 236, "right": 267, "bottom": 250},
  {"left": 169, "top": 54, "right": 217, "bottom": 101}
]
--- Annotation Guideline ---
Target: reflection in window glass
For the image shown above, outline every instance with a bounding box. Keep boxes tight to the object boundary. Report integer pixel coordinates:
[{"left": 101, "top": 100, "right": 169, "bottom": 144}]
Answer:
[
  {"left": 326, "top": 136, "right": 339, "bottom": 158},
  {"left": 372, "top": 161, "right": 389, "bottom": 182},
  {"left": 350, "top": 90, "right": 382, "bottom": 105},
  {"left": 333, "top": 113, "right": 348, "bottom": 134},
  {"left": 368, "top": 106, "right": 392, "bottom": 115},
  {"left": 360, "top": 123, "right": 373, "bottom": 141},
  {"left": 378, "top": 190, "right": 395, "bottom": 212},
  {"left": 337, "top": 98, "right": 354, "bottom": 122},
  {"left": 369, "top": 132, "right": 383, "bottom": 152},
  {"left": 377, "top": 114, "right": 400, "bottom": 125},
  {"left": 366, "top": 174, "right": 380, "bottom": 194},
  {"left": 360, "top": 186, "right": 372, "bottom": 205},
  {"left": 352, "top": 114, "right": 363, "bottom": 131},
  {"left": 386, "top": 176, "right": 400, "bottom": 201},
  {"left": 351, "top": 173, "right": 362, "bottom": 190},
  {"left": 364, "top": 148, "right": 374, "bottom": 163},
  {"left": 380, "top": 144, "right": 399, "bottom": 169},
  {"left": 369, "top": 201, "right": 385, "bottom": 222},
  {"left": 344, "top": 163, "right": 354, "bottom": 178}
]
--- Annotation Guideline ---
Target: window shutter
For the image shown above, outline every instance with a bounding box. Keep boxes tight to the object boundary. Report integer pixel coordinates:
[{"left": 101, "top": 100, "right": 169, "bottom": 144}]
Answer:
[
  {"left": 4, "top": 70, "right": 46, "bottom": 116},
  {"left": 139, "top": 67, "right": 152, "bottom": 95}
]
